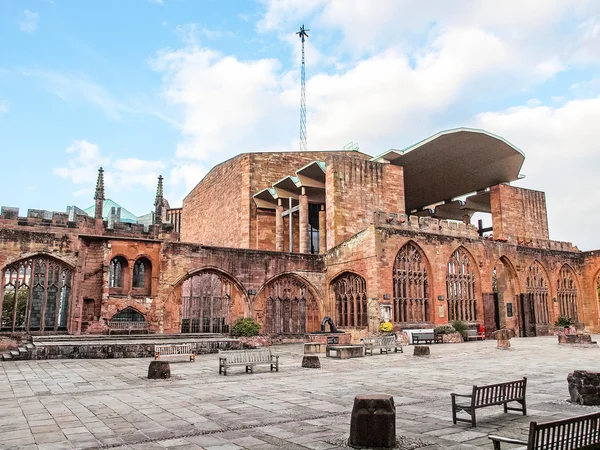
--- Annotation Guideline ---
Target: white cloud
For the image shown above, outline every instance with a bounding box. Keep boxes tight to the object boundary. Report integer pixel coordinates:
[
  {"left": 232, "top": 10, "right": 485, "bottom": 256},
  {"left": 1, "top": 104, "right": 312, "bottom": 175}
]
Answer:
[
  {"left": 0, "top": 101, "right": 9, "bottom": 115},
  {"left": 149, "top": 0, "right": 163, "bottom": 4},
  {"left": 54, "top": 140, "right": 166, "bottom": 198},
  {"left": 475, "top": 96, "right": 600, "bottom": 250},
  {"left": 22, "top": 70, "right": 134, "bottom": 120},
  {"left": 18, "top": 10, "right": 39, "bottom": 33}
]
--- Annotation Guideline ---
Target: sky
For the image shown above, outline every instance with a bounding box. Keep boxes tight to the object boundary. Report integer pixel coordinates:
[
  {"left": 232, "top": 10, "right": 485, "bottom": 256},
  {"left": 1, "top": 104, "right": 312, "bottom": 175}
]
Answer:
[{"left": 0, "top": 0, "right": 599, "bottom": 250}]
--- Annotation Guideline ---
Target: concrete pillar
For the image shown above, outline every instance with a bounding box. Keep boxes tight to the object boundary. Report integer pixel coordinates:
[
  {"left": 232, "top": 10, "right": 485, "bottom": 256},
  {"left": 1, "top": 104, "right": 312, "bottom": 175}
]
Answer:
[
  {"left": 319, "top": 205, "right": 326, "bottom": 254},
  {"left": 299, "top": 188, "right": 309, "bottom": 254},
  {"left": 276, "top": 200, "right": 284, "bottom": 252}
]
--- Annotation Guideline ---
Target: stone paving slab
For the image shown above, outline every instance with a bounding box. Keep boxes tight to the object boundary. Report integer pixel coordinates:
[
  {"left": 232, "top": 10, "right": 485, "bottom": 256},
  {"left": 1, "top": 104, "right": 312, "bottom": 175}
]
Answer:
[{"left": 1, "top": 336, "right": 600, "bottom": 449}]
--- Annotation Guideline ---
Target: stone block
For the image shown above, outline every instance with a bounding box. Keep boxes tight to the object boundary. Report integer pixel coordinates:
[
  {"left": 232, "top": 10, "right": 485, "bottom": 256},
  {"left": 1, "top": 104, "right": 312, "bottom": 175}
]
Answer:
[
  {"left": 568, "top": 371, "right": 600, "bottom": 405},
  {"left": 302, "top": 355, "right": 320, "bottom": 368},
  {"left": 558, "top": 334, "right": 597, "bottom": 346},
  {"left": 1, "top": 206, "right": 19, "bottom": 219},
  {"left": 304, "top": 342, "right": 324, "bottom": 354},
  {"left": 413, "top": 345, "right": 430, "bottom": 356},
  {"left": 148, "top": 361, "right": 171, "bottom": 379},
  {"left": 349, "top": 394, "right": 395, "bottom": 449}
]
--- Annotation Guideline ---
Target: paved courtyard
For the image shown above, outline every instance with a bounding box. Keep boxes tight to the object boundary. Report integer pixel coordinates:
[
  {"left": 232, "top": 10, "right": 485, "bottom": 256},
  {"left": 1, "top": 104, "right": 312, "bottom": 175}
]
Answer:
[{"left": 1, "top": 336, "right": 599, "bottom": 450}]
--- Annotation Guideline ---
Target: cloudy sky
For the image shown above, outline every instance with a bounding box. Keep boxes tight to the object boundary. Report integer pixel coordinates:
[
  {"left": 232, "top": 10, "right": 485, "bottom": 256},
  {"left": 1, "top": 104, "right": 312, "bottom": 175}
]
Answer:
[{"left": 0, "top": 0, "right": 599, "bottom": 250}]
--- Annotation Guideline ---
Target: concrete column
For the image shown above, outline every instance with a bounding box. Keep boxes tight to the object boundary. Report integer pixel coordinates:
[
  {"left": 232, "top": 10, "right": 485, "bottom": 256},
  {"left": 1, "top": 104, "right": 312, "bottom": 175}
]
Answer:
[
  {"left": 276, "top": 200, "right": 284, "bottom": 252},
  {"left": 319, "top": 205, "right": 326, "bottom": 254},
  {"left": 299, "top": 188, "right": 309, "bottom": 254}
]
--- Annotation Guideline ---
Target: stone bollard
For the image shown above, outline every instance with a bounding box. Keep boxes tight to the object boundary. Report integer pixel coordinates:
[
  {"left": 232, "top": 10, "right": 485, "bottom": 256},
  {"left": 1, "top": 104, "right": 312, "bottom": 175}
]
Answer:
[
  {"left": 567, "top": 370, "right": 600, "bottom": 405},
  {"left": 349, "top": 394, "right": 395, "bottom": 449},
  {"left": 413, "top": 345, "right": 430, "bottom": 356},
  {"left": 302, "top": 355, "right": 321, "bottom": 368},
  {"left": 492, "top": 328, "right": 515, "bottom": 350},
  {"left": 148, "top": 360, "right": 171, "bottom": 379}
]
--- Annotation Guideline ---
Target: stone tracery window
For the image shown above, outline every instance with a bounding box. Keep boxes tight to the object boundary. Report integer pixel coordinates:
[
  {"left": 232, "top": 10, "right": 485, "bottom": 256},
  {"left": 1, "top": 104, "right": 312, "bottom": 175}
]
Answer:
[
  {"left": 264, "top": 275, "right": 318, "bottom": 334},
  {"left": 557, "top": 265, "right": 578, "bottom": 322},
  {"left": 1, "top": 256, "right": 72, "bottom": 332},
  {"left": 132, "top": 258, "right": 151, "bottom": 293},
  {"left": 332, "top": 273, "right": 367, "bottom": 328},
  {"left": 393, "top": 243, "right": 429, "bottom": 323},
  {"left": 109, "top": 257, "right": 126, "bottom": 289},
  {"left": 181, "top": 271, "right": 232, "bottom": 333},
  {"left": 446, "top": 247, "right": 477, "bottom": 322},
  {"left": 526, "top": 263, "right": 550, "bottom": 324}
]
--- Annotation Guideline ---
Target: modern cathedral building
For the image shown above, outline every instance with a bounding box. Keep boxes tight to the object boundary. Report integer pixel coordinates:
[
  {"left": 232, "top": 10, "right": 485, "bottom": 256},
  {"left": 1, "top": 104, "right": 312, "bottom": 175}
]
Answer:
[{"left": 1, "top": 128, "right": 599, "bottom": 341}]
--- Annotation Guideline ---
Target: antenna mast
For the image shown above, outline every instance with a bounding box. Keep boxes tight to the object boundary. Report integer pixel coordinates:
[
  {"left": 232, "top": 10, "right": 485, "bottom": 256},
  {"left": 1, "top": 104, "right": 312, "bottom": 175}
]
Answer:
[{"left": 296, "top": 24, "right": 309, "bottom": 151}]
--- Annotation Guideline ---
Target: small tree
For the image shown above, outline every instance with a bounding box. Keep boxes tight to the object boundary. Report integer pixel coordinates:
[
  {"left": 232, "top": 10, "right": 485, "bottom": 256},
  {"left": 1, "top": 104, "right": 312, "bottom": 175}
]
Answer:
[
  {"left": 451, "top": 320, "right": 469, "bottom": 340},
  {"left": 555, "top": 316, "right": 573, "bottom": 328},
  {"left": 231, "top": 317, "right": 261, "bottom": 337}
]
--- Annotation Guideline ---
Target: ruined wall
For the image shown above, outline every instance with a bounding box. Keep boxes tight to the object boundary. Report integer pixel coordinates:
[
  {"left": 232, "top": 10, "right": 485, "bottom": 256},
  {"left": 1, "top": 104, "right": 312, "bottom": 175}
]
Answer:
[
  {"left": 490, "top": 184, "right": 550, "bottom": 242},
  {"left": 326, "top": 156, "right": 404, "bottom": 250}
]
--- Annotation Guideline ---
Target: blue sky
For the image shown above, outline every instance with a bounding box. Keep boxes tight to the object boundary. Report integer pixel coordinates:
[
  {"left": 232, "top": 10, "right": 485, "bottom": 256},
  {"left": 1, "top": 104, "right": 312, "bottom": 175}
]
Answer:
[{"left": 0, "top": 1, "right": 599, "bottom": 250}]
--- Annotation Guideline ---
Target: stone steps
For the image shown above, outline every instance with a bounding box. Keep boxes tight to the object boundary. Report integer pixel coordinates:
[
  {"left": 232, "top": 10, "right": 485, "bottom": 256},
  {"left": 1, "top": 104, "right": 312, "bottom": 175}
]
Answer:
[{"left": 1, "top": 342, "right": 36, "bottom": 362}]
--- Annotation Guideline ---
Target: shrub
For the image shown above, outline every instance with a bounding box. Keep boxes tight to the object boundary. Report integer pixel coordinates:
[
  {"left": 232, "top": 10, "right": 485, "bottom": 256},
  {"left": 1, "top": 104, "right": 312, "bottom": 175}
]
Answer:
[
  {"left": 451, "top": 320, "right": 469, "bottom": 339},
  {"left": 379, "top": 321, "right": 393, "bottom": 333},
  {"left": 231, "top": 317, "right": 261, "bottom": 337},
  {"left": 555, "top": 316, "right": 574, "bottom": 328},
  {"left": 434, "top": 325, "right": 456, "bottom": 335}
]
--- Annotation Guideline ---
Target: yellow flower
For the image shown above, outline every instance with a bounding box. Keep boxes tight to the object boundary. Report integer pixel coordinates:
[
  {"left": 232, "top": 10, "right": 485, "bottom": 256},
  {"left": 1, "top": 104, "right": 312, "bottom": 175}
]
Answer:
[{"left": 379, "top": 321, "right": 393, "bottom": 332}]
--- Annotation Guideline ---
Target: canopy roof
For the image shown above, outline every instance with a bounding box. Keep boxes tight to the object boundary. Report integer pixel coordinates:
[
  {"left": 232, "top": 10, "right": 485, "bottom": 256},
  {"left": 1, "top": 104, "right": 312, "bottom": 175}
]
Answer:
[
  {"left": 371, "top": 128, "right": 525, "bottom": 212},
  {"left": 84, "top": 199, "right": 138, "bottom": 224}
]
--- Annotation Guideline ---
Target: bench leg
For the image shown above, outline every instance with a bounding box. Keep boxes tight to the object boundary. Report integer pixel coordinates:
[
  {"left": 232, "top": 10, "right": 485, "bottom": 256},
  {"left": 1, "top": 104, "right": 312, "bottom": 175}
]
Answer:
[
  {"left": 471, "top": 410, "right": 477, "bottom": 427},
  {"left": 451, "top": 396, "right": 457, "bottom": 424},
  {"left": 190, "top": 352, "right": 196, "bottom": 362}
]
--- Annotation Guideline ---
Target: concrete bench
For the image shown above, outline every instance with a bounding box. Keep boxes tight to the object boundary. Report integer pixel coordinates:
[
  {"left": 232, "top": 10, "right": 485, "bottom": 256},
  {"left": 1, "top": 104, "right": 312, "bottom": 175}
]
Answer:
[
  {"left": 304, "top": 342, "right": 325, "bottom": 354},
  {"left": 361, "top": 335, "right": 403, "bottom": 355},
  {"left": 488, "top": 411, "right": 600, "bottom": 449},
  {"left": 154, "top": 344, "right": 196, "bottom": 362},
  {"left": 325, "top": 345, "right": 364, "bottom": 359},
  {"left": 108, "top": 320, "right": 149, "bottom": 335},
  {"left": 218, "top": 348, "right": 279, "bottom": 376},
  {"left": 451, "top": 377, "right": 527, "bottom": 427}
]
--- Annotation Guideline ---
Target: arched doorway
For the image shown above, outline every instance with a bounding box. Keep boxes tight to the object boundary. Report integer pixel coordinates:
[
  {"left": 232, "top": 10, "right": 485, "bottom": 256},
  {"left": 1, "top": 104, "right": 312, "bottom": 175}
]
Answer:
[
  {"left": 332, "top": 272, "right": 368, "bottom": 328},
  {"left": 393, "top": 242, "right": 430, "bottom": 324},
  {"left": 1, "top": 256, "right": 72, "bottom": 332},
  {"left": 180, "top": 270, "right": 241, "bottom": 334},
  {"left": 490, "top": 257, "right": 520, "bottom": 335},
  {"left": 522, "top": 262, "right": 550, "bottom": 336},
  {"left": 557, "top": 265, "right": 579, "bottom": 323},
  {"left": 258, "top": 274, "right": 319, "bottom": 334},
  {"left": 446, "top": 247, "right": 477, "bottom": 322}
]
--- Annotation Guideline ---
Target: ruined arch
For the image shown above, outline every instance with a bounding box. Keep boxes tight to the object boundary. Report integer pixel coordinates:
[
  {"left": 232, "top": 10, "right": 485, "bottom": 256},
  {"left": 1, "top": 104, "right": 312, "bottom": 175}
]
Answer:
[
  {"left": 331, "top": 272, "right": 368, "bottom": 328},
  {"left": 393, "top": 241, "right": 431, "bottom": 323},
  {"left": 1, "top": 254, "right": 73, "bottom": 332},
  {"left": 557, "top": 264, "right": 579, "bottom": 322},
  {"left": 179, "top": 268, "right": 247, "bottom": 334},
  {"left": 110, "top": 306, "right": 146, "bottom": 322},
  {"left": 132, "top": 257, "right": 152, "bottom": 294},
  {"left": 520, "top": 261, "right": 551, "bottom": 337},
  {"left": 254, "top": 273, "right": 320, "bottom": 334},
  {"left": 446, "top": 246, "right": 478, "bottom": 322},
  {"left": 490, "top": 256, "right": 521, "bottom": 333},
  {"left": 109, "top": 255, "right": 128, "bottom": 292}
]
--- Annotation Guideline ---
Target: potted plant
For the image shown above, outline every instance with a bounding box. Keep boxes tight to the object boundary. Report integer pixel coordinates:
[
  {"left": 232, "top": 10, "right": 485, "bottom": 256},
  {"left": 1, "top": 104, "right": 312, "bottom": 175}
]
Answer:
[
  {"left": 379, "top": 321, "right": 393, "bottom": 334},
  {"left": 555, "top": 316, "right": 573, "bottom": 334},
  {"left": 434, "top": 324, "right": 462, "bottom": 343}
]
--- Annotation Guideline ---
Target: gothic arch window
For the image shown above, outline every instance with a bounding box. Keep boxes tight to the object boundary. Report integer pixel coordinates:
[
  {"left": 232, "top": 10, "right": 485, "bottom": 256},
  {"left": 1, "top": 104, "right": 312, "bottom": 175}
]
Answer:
[
  {"left": 264, "top": 275, "right": 319, "bottom": 334},
  {"left": 1, "top": 256, "right": 72, "bottom": 332},
  {"left": 446, "top": 247, "right": 477, "bottom": 322},
  {"left": 557, "top": 265, "right": 578, "bottom": 322},
  {"left": 526, "top": 263, "right": 550, "bottom": 324},
  {"left": 110, "top": 307, "right": 145, "bottom": 322},
  {"left": 393, "top": 243, "right": 429, "bottom": 323},
  {"left": 332, "top": 273, "right": 367, "bottom": 328},
  {"left": 109, "top": 257, "right": 127, "bottom": 290},
  {"left": 132, "top": 257, "right": 151, "bottom": 293},
  {"left": 181, "top": 271, "right": 232, "bottom": 333}
]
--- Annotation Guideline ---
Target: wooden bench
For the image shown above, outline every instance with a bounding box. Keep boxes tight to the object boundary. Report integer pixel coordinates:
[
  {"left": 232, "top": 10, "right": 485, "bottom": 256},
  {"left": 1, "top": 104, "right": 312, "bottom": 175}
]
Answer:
[
  {"left": 361, "top": 335, "right": 403, "bottom": 355},
  {"left": 108, "top": 320, "right": 149, "bottom": 335},
  {"left": 154, "top": 344, "right": 196, "bottom": 362},
  {"left": 218, "top": 349, "right": 278, "bottom": 376},
  {"left": 466, "top": 329, "right": 486, "bottom": 341},
  {"left": 451, "top": 377, "right": 527, "bottom": 427},
  {"left": 412, "top": 332, "right": 442, "bottom": 345},
  {"left": 488, "top": 411, "right": 600, "bottom": 449}
]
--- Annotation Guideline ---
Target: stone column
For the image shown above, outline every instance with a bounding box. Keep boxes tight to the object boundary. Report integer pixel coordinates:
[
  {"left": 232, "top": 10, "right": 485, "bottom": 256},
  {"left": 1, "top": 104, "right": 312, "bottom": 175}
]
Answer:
[
  {"left": 275, "top": 199, "right": 284, "bottom": 252},
  {"left": 319, "top": 205, "right": 326, "bottom": 254},
  {"left": 299, "top": 188, "right": 309, "bottom": 253}
]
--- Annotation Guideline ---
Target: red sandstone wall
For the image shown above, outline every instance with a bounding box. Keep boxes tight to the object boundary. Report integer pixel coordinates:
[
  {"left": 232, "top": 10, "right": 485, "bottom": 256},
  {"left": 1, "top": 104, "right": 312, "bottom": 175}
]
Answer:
[
  {"left": 490, "top": 184, "right": 549, "bottom": 242},
  {"left": 325, "top": 156, "right": 405, "bottom": 250}
]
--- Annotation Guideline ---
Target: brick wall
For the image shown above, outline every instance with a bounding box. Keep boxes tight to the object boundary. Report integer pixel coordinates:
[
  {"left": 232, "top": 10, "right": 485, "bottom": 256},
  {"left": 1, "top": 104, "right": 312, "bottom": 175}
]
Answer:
[
  {"left": 326, "top": 155, "right": 404, "bottom": 250},
  {"left": 490, "top": 184, "right": 549, "bottom": 242}
]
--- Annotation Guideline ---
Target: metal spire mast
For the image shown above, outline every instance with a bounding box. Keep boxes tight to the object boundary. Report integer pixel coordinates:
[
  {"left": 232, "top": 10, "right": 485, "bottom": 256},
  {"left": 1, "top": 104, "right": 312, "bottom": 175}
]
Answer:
[{"left": 296, "top": 24, "right": 309, "bottom": 151}]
